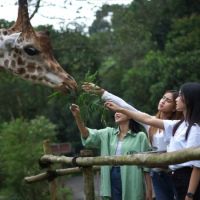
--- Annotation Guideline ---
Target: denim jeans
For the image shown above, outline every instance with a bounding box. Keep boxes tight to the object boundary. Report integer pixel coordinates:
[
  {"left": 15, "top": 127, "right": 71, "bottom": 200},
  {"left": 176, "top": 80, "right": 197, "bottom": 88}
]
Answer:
[
  {"left": 151, "top": 170, "right": 177, "bottom": 200},
  {"left": 110, "top": 167, "right": 122, "bottom": 200}
]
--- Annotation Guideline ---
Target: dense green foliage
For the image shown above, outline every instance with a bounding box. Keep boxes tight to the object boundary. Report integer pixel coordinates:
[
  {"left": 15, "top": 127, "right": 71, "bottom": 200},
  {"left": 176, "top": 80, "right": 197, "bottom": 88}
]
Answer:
[
  {"left": 0, "top": 0, "right": 200, "bottom": 198},
  {"left": 0, "top": 116, "right": 56, "bottom": 199}
]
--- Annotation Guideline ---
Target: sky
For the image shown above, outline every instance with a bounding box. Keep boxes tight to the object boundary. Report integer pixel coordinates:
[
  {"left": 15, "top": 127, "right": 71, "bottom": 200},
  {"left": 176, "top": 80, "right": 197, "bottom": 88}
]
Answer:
[{"left": 0, "top": 0, "right": 133, "bottom": 31}]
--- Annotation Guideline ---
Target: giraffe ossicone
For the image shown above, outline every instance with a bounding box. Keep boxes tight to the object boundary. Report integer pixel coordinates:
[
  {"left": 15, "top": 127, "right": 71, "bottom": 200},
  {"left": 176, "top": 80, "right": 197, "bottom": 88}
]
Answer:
[
  {"left": 0, "top": 0, "right": 77, "bottom": 93},
  {"left": 0, "top": 32, "right": 21, "bottom": 50}
]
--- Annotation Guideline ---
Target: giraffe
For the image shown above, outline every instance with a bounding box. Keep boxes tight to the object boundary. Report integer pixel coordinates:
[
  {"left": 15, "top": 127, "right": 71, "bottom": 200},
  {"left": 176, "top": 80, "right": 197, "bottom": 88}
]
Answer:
[{"left": 0, "top": 0, "right": 77, "bottom": 93}]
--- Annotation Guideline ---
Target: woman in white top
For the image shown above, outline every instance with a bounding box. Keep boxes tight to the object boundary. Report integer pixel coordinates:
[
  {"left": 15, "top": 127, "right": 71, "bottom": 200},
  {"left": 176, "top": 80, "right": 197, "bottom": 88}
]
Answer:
[
  {"left": 82, "top": 82, "right": 182, "bottom": 200},
  {"left": 105, "top": 82, "right": 200, "bottom": 200}
]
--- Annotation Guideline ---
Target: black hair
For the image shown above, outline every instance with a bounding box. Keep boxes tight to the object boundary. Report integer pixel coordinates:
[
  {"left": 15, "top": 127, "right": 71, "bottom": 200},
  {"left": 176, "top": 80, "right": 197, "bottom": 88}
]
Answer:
[
  {"left": 173, "top": 82, "right": 200, "bottom": 140},
  {"left": 129, "top": 119, "right": 142, "bottom": 133}
]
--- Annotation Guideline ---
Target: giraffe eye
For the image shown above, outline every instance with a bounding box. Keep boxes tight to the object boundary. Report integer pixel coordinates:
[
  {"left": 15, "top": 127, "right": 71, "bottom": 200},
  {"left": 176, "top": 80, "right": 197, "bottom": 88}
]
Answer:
[{"left": 24, "top": 46, "right": 40, "bottom": 56}]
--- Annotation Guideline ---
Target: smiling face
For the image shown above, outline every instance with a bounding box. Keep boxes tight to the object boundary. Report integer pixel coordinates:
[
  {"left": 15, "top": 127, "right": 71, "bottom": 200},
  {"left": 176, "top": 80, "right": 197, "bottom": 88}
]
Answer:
[
  {"left": 114, "top": 112, "right": 130, "bottom": 124},
  {"left": 157, "top": 92, "right": 176, "bottom": 113}
]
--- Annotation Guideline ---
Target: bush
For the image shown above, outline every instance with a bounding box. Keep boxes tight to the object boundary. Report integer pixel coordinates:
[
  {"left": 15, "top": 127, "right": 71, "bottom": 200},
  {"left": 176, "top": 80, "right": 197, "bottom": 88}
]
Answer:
[{"left": 0, "top": 116, "right": 56, "bottom": 200}]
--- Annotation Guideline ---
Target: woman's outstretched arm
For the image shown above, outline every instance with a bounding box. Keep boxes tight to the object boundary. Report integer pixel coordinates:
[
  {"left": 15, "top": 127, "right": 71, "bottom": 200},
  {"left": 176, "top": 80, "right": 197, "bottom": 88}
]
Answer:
[
  {"left": 82, "top": 82, "right": 149, "bottom": 131},
  {"left": 105, "top": 101, "right": 164, "bottom": 129},
  {"left": 82, "top": 82, "right": 139, "bottom": 112},
  {"left": 70, "top": 104, "right": 89, "bottom": 139}
]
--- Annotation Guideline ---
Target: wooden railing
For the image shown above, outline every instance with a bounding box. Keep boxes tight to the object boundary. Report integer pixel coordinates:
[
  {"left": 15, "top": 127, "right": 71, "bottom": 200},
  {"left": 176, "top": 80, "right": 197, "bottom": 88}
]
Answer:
[{"left": 24, "top": 140, "right": 200, "bottom": 200}]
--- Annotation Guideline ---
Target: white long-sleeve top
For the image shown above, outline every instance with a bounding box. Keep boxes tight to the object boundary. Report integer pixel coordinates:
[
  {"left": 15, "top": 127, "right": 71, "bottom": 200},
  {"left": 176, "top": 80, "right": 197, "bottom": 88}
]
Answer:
[{"left": 102, "top": 91, "right": 168, "bottom": 151}]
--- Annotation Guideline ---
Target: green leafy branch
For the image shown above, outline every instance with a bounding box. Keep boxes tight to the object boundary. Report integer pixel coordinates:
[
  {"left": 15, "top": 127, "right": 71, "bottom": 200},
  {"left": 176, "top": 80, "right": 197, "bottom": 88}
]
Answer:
[{"left": 48, "top": 71, "right": 110, "bottom": 125}]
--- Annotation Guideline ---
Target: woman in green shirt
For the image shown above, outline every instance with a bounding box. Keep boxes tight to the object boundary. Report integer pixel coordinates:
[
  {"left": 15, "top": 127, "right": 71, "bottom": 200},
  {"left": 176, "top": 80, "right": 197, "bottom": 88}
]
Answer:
[{"left": 70, "top": 104, "right": 152, "bottom": 200}]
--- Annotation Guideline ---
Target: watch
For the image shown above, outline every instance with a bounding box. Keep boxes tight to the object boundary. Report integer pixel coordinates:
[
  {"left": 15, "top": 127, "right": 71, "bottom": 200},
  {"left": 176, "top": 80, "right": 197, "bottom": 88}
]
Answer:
[{"left": 186, "top": 192, "right": 194, "bottom": 199}]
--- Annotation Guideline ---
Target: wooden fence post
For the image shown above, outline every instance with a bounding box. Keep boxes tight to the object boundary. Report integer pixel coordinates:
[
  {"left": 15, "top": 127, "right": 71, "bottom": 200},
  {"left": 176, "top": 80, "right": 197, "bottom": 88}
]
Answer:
[
  {"left": 80, "top": 150, "right": 95, "bottom": 200},
  {"left": 43, "top": 139, "right": 57, "bottom": 200}
]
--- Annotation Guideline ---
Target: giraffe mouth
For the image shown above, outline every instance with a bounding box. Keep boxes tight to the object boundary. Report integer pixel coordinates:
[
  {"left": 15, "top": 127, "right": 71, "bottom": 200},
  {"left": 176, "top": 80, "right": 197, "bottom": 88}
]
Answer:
[
  {"left": 55, "top": 82, "right": 77, "bottom": 94},
  {"left": 45, "top": 72, "right": 77, "bottom": 93}
]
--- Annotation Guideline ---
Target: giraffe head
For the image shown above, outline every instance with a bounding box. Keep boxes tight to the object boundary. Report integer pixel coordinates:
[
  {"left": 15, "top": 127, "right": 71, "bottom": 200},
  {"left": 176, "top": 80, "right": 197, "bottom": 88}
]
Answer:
[{"left": 0, "top": 0, "right": 77, "bottom": 93}]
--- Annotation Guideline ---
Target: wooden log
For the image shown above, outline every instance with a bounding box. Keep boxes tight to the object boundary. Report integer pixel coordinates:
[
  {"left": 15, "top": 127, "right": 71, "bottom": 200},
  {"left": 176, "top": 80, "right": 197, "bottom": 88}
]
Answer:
[
  {"left": 40, "top": 147, "right": 200, "bottom": 167},
  {"left": 24, "top": 166, "right": 100, "bottom": 183},
  {"left": 80, "top": 150, "right": 95, "bottom": 200},
  {"left": 43, "top": 139, "right": 57, "bottom": 200}
]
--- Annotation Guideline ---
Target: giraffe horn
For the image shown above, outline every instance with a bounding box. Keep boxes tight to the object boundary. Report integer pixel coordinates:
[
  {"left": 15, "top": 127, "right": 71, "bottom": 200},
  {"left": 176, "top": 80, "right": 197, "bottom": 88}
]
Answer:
[{"left": 9, "top": 0, "right": 35, "bottom": 38}]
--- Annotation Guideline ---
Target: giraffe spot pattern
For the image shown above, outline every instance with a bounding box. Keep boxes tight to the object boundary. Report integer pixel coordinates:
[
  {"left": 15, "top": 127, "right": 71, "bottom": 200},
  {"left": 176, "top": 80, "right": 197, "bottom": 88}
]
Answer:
[
  {"left": 27, "top": 63, "right": 36, "bottom": 73},
  {"left": 38, "top": 77, "right": 43, "bottom": 81},
  {"left": 15, "top": 49, "right": 19, "bottom": 54},
  {"left": 24, "top": 74, "right": 30, "bottom": 79},
  {"left": 0, "top": 22, "right": 76, "bottom": 90},
  {"left": 15, "top": 49, "right": 22, "bottom": 56},
  {"left": 11, "top": 60, "right": 16, "bottom": 68},
  {"left": 17, "top": 68, "right": 26, "bottom": 74},
  {"left": 17, "top": 57, "right": 25, "bottom": 65},
  {"left": 31, "top": 75, "right": 37, "bottom": 80},
  {"left": 37, "top": 66, "right": 43, "bottom": 73},
  {"left": 4, "top": 59, "right": 9, "bottom": 67}
]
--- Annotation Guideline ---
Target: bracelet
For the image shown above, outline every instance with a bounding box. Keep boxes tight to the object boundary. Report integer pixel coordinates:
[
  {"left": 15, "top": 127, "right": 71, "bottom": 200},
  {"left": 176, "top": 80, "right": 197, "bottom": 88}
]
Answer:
[{"left": 186, "top": 192, "right": 194, "bottom": 199}]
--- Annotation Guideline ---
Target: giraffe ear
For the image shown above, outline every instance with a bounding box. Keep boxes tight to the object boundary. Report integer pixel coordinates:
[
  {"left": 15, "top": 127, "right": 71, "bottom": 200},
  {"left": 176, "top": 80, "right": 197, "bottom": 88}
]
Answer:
[{"left": 4, "top": 32, "right": 21, "bottom": 50}]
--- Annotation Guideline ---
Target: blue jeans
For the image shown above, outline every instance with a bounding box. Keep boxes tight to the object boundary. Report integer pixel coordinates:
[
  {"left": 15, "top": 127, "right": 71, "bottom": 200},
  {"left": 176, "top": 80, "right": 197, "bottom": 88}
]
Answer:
[
  {"left": 110, "top": 167, "right": 122, "bottom": 200},
  {"left": 151, "top": 170, "right": 177, "bottom": 200}
]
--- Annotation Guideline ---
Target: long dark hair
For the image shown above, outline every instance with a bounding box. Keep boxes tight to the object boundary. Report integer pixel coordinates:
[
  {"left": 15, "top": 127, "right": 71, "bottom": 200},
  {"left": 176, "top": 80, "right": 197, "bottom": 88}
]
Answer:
[
  {"left": 149, "top": 90, "right": 183, "bottom": 143},
  {"left": 173, "top": 82, "right": 200, "bottom": 140},
  {"left": 129, "top": 119, "right": 142, "bottom": 133}
]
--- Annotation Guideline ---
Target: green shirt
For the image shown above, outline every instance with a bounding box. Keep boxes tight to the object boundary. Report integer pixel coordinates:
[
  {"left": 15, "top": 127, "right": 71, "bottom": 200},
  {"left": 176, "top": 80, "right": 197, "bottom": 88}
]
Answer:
[{"left": 81, "top": 127, "right": 151, "bottom": 200}]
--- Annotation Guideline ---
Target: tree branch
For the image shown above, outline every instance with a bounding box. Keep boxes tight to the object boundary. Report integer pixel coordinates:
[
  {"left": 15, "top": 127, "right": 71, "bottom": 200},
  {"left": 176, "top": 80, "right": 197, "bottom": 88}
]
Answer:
[{"left": 29, "top": 0, "right": 41, "bottom": 20}]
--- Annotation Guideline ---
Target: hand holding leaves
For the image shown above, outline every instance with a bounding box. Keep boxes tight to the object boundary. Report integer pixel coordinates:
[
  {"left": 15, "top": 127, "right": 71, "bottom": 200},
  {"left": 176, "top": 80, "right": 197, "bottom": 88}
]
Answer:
[
  {"left": 82, "top": 82, "right": 105, "bottom": 96},
  {"left": 104, "top": 101, "right": 122, "bottom": 112},
  {"left": 70, "top": 104, "right": 80, "bottom": 118}
]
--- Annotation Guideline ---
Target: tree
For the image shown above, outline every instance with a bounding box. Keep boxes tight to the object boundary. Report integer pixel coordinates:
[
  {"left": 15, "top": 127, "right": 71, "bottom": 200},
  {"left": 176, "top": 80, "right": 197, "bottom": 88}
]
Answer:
[
  {"left": 162, "top": 14, "right": 200, "bottom": 85},
  {"left": 143, "top": 14, "right": 200, "bottom": 98},
  {"left": 0, "top": 116, "right": 56, "bottom": 200}
]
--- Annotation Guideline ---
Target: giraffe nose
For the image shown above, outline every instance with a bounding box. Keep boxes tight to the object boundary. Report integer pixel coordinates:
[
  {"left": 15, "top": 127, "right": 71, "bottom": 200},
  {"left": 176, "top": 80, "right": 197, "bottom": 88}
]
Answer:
[
  {"left": 53, "top": 74, "right": 77, "bottom": 93},
  {"left": 61, "top": 73, "right": 77, "bottom": 89},
  {"left": 63, "top": 77, "right": 77, "bottom": 91},
  {"left": 55, "top": 80, "right": 77, "bottom": 94}
]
